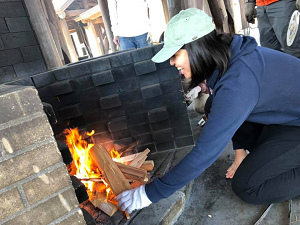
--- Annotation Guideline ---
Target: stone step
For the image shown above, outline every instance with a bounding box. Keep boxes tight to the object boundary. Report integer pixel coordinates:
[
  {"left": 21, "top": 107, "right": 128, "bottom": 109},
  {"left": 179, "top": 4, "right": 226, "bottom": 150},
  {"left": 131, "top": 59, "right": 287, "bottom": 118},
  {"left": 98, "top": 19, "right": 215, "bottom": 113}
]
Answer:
[
  {"left": 290, "top": 196, "right": 300, "bottom": 225},
  {"left": 126, "top": 190, "right": 186, "bottom": 225}
]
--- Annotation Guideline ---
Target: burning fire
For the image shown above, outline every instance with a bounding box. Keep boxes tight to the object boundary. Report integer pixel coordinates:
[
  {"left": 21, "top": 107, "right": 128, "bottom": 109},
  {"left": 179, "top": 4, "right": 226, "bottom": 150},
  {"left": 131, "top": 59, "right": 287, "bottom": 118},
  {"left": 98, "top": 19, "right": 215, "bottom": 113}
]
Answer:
[
  {"left": 110, "top": 148, "right": 121, "bottom": 162},
  {"left": 64, "top": 127, "right": 116, "bottom": 202}
]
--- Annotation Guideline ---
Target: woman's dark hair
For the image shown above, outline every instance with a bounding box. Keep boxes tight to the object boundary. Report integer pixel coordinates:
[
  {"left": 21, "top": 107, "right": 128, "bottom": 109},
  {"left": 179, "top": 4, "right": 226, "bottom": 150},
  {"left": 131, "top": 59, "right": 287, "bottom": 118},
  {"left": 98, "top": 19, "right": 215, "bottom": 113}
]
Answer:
[{"left": 182, "top": 30, "right": 233, "bottom": 89}]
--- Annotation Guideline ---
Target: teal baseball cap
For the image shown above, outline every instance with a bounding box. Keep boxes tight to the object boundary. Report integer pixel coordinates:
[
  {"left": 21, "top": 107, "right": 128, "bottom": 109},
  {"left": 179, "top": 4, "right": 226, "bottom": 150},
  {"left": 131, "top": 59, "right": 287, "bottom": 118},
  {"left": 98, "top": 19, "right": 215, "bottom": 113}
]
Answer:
[{"left": 152, "top": 8, "right": 215, "bottom": 63}]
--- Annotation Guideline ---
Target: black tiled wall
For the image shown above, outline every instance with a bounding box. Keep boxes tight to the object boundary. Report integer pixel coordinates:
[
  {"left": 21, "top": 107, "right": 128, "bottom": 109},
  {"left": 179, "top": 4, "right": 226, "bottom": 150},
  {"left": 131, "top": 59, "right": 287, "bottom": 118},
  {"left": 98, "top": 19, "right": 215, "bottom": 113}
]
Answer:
[
  {"left": 0, "top": 0, "right": 46, "bottom": 85},
  {"left": 3, "top": 41, "right": 194, "bottom": 153}
]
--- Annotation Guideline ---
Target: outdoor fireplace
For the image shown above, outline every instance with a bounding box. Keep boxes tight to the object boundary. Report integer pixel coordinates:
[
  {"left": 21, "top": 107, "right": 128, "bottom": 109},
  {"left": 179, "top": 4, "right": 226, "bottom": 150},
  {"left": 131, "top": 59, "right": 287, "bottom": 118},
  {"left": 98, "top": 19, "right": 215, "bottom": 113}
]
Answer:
[
  {"left": 39, "top": 45, "right": 194, "bottom": 153},
  {"left": 0, "top": 44, "right": 195, "bottom": 224}
]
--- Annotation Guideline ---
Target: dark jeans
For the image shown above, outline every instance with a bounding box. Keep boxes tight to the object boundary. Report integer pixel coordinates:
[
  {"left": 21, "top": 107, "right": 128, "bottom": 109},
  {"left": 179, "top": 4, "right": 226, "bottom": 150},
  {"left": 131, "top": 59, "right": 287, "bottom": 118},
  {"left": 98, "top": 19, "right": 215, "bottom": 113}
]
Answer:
[{"left": 232, "top": 122, "right": 300, "bottom": 204}]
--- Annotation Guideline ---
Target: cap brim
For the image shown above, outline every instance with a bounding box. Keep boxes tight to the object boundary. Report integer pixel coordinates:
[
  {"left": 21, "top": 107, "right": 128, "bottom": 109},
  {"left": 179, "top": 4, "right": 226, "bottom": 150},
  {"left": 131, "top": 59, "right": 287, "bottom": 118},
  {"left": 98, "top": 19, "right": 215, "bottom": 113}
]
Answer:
[{"left": 152, "top": 45, "right": 183, "bottom": 63}]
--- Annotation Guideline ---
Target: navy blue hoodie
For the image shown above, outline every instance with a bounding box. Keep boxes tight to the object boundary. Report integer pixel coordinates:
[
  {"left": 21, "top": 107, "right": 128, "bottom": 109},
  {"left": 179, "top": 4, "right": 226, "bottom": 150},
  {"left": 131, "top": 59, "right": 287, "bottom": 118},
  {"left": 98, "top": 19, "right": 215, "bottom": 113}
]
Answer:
[{"left": 146, "top": 35, "right": 300, "bottom": 203}]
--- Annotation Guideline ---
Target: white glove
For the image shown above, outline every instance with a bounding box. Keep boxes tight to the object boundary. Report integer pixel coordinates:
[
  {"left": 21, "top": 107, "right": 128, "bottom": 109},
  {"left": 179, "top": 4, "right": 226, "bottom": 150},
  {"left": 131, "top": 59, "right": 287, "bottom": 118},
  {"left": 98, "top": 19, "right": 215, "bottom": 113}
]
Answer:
[
  {"left": 185, "top": 86, "right": 201, "bottom": 102},
  {"left": 116, "top": 185, "right": 152, "bottom": 214}
]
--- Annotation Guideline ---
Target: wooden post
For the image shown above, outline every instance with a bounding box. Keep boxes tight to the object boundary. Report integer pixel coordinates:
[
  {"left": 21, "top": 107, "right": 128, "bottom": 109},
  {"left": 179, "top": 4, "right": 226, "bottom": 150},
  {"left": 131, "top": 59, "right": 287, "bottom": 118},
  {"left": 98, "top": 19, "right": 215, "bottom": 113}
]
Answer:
[
  {"left": 73, "top": 21, "right": 93, "bottom": 57},
  {"left": 59, "top": 17, "right": 79, "bottom": 62},
  {"left": 161, "top": 0, "right": 170, "bottom": 23},
  {"left": 74, "top": 21, "right": 85, "bottom": 44},
  {"left": 23, "top": 0, "right": 62, "bottom": 69},
  {"left": 227, "top": 0, "right": 243, "bottom": 34},
  {"left": 94, "top": 23, "right": 106, "bottom": 54},
  {"left": 48, "top": 21, "right": 64, "bottom": 63},
  {"left": 89, "top": 145, "right": 131, "bottom": 196},
  {"left": 167, "top": 0, "right": 182, "bottom": 19},
  {"left": 207, "top": 0, "right": 230, "bottom": 33},
  {"left": 239, "top": 0, "right": 248, "bottom": 31},
  {"left": 44, "top": 0, "right": 73, "bottom": 64},
  {"left": 98, "top": 0, "right": 116, "bottom": 52},
  {"left": 86, "top": 20, "right": 103, "bottom": 57}
]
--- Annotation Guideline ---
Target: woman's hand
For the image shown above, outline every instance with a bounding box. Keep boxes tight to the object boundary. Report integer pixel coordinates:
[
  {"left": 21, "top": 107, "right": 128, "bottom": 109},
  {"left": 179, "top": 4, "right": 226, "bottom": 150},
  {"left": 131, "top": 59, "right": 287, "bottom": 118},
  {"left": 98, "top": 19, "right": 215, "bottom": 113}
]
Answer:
[{"left": 116, "top": 185, "right": 152, "bottom": 213}]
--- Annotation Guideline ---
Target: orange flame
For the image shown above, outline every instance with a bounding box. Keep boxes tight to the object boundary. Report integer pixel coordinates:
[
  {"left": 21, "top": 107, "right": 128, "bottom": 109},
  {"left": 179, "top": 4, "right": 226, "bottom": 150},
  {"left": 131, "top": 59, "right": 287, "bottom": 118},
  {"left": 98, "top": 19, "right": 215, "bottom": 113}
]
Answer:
[
  {"left": 110, "top": 148, "right": 122, "bottom": 163},
  {"left": 64, "top": 128, "right": 98, "bottom": 192},
  {"left": 64, "top": 128, "right": 118, "bottom": 202}
]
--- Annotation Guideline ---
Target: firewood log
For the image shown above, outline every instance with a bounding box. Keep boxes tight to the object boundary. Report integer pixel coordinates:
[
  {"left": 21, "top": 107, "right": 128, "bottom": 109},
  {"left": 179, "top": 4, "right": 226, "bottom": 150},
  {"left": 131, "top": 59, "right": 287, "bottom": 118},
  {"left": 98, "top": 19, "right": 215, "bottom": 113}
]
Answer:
[
  {"left": 95, "top": 201, "right": 118, "bottom": 217},
  {"left": 115, "top": 162, "right": 147, "bottom": 181},
  {"left": 89, "top": 145, "right": 131, "bottom": 196},
  {"left": 140, "top": 160, "right": 154, "bottom": 171},
  {"left": 129, "top": 148, "right": 150, "bottom": 167}
]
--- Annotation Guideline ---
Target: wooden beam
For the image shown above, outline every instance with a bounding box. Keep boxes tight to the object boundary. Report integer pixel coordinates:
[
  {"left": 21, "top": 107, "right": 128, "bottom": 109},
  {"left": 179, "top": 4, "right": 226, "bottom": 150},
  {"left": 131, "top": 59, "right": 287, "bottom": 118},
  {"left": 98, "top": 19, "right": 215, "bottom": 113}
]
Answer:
[
  {"left": 74, "top": 5, "right": 102, "bottom": 22},
  {"left": 86, "top": 20, "right": 103, "bottom": 57},
  {"left": 44, "top": 0, "right": 72, "bottom": 64},
  {"left": 166, "top": 0, "right": 181, "bottom": 20},
  {"left": 23, "top": 0, "right": 62, "bottom": 69},
  {"left": 55, "top": 0, "right": 75, "bottom": 14},
  {"left": 94, "top": 23, "right": 106, "bottom": 54},
  {"left": 66, "top": 9, "right": 87, "bottom": 18},
  {"left": 73, "top": 21, "right": 85, "bottom": 44},
  {"left": 239, "top": 0, "right": 248, "bottom": 30},
  {"left": 59, "top": 18, "right": 79, "bottom": 62},
  {"left": 48, "top": 21, "right": 64, "bottom": 63},
  {"left": 161, "top": 0, "right": 170, "bottom": 23},
  {"left": 82, "top": 17, "right": 103, "bottom": 24},
  {"left": 98, "top": 0, "right": 116, "bottom": 52},
  {"left": 207, "top": 0, "right": 229, "bottom": 33},
  {"left": 89, "top": 145, "right": 131, "bottom": 196}
]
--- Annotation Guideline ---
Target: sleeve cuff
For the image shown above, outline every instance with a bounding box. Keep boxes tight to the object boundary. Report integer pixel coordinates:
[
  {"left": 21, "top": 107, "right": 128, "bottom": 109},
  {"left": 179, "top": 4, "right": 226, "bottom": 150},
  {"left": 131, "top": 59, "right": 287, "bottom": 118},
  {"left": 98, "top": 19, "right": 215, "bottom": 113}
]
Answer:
[{"left": 232, "top": 140, "right": 243, "bottom": 150}]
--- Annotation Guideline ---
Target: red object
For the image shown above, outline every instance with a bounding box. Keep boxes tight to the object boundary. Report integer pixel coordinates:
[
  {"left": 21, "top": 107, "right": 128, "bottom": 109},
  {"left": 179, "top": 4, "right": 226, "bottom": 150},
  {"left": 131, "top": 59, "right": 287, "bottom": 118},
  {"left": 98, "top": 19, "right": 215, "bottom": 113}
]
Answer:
[{"left": 256, "top": 0, "right": 280, "bottom": 6}]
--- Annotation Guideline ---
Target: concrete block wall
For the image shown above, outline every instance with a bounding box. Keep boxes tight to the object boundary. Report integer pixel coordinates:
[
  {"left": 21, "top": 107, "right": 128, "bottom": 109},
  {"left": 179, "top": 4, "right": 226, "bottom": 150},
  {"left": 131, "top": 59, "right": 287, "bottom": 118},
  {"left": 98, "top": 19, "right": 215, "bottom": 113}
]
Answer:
[
  {"left": 33, "top": 45, "right": 194, "bottom": 153},
  {"left": 0, "top": 0, "right": 46, "bottom": 85},
  {"left": 0, "top": 35, "right": 194, "bottom": 154},
  {"left": 0, "top": 85, "right": 84, "bottom": 224}
]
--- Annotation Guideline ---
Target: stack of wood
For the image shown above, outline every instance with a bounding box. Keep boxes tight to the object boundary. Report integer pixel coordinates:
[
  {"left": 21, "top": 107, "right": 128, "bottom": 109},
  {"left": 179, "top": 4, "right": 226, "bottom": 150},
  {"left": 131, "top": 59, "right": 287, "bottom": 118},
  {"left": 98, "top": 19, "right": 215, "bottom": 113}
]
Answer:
[{"left": 88, "top": 145, "right": 154, "bottom": 217}]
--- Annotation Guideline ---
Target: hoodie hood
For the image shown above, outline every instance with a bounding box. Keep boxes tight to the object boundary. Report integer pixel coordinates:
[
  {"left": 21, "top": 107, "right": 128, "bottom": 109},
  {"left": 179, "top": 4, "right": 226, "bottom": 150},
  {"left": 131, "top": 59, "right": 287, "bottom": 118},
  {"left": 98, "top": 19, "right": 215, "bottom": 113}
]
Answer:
[
  {"left": 230, "top": 35, "right": 258, "bottom": 65},
  {"left": 207, "top": 35, "right": 258, "bottom": 90}
]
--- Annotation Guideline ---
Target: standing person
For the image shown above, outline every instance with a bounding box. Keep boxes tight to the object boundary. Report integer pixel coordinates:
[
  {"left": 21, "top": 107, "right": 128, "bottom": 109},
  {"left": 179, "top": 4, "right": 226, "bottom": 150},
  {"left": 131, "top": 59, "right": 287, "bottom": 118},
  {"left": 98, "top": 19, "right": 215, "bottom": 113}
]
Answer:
[
  {"left": 107, "top": 0, "right": 151, "bottom": 50},
  {"left": 245, "top": 0, "right": 300, "bottom": 58},
  {"left": 116, "top": 8, "right": 300, "bottom": 213}
]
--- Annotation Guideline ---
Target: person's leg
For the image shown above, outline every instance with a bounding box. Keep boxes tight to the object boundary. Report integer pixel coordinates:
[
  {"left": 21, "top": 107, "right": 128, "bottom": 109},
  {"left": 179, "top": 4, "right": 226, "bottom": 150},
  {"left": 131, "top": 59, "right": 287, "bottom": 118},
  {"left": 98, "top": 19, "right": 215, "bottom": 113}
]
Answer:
[
  {"left": 256, "top": 5, "right": 282, "bottom": 51},
  {"left": 232, "top": 125, "right": 300, "bottom": 204},
  {"left": 266, "top": 0, "right": 300, "bottom": 58},
  {"left": 133, "top": 32, "right": 150, "bottom": 49},
  {"left": 119, "top": 36, "right": 136, "bottom": 50}
]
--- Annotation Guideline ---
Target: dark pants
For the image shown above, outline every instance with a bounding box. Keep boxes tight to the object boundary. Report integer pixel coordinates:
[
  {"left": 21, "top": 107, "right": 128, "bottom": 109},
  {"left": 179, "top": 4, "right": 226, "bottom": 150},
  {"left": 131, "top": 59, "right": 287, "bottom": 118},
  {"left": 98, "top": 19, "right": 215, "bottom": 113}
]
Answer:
[
  {"left": 257, "top": 0, "right": 300, "bottom": 58},
  {"left": 204, "top": 96, "right": 300, "bottom": 204},
  {"left": 232, "top": 122, "right": 300, "bottom": 205}
]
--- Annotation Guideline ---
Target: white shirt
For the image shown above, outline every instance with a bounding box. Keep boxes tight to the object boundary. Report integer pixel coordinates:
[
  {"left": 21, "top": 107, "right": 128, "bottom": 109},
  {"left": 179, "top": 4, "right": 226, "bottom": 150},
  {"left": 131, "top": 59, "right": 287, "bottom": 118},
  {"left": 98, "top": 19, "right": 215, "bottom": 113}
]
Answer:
[{"left": 107, "top": 0, "right": 150, "bottom": 37}]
